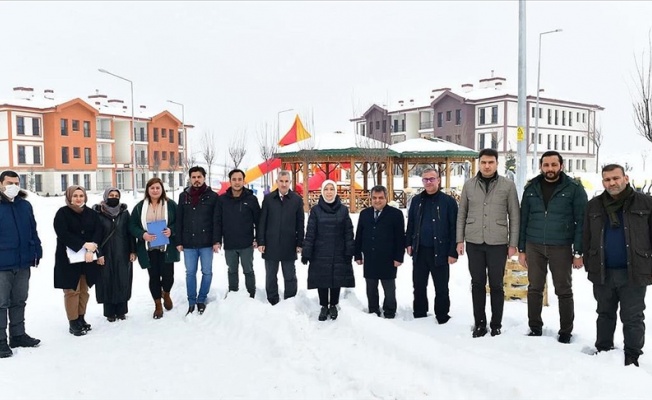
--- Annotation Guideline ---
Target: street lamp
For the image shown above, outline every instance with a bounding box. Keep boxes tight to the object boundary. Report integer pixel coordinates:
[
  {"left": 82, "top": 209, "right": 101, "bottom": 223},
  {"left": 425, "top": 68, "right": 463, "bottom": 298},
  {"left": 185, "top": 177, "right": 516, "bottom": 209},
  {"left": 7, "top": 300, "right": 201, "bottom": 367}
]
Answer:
[
  {"left": 98, "top": 68, "right": 138, "bottom": 199},
  {"left": 167, "top": 99, "right": 185, "bottom": 190},
  {"left": 277, "top": 108, "right": 294, "bottom": 139},
  {"left": 533, "top": 28, "right": 562, "bottom": 174}
]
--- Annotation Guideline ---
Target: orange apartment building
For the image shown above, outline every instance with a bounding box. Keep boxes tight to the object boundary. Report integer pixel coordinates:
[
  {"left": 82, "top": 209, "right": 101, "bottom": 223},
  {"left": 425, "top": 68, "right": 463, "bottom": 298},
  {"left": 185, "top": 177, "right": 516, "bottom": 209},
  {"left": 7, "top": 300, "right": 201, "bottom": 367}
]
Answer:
[{"left": 0, "top": 87, "right": 189, "bottom": 195}]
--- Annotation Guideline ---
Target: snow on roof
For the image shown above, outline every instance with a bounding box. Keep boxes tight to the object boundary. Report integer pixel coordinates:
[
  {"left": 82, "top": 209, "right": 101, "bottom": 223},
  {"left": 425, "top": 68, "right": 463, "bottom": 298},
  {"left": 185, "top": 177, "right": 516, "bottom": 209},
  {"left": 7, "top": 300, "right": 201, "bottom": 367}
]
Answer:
[
  {"left": 389, "top": 137, "right": 477, "bottom": 155},
  {"left": 276, "top": 132, "right": 388, "bottom": 154},
  {"left": 0, "top": 96, "right": 75, "bottom": 110}
]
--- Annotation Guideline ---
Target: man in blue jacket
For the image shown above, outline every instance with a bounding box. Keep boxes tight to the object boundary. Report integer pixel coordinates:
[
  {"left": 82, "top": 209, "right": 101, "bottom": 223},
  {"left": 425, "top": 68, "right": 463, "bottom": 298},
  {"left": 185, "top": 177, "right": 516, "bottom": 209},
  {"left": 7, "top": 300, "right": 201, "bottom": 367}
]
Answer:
[
  {"left": 519, "top": 151, "right": 587, "bottom": 343},
  {"left": 406, "top": 168, "right": 458, "bottom": 323},
  {"left": 0, "top": 171, "right": 43, "bottom": 358}
]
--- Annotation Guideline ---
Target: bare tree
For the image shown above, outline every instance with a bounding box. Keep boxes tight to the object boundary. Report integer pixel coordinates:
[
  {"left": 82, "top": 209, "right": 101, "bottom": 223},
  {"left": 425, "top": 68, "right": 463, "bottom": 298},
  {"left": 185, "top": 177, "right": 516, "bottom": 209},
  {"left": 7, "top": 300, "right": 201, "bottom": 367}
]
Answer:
[
  {"left": 181, "top": 152, "right": 197, "bottom": 188},
  {"left": 356, "top": 130, "right": 390, "bottom": 186},
  {"left": 167, "top": 153, "right": 179, "bottom": 194},
  {"left": 228, "top": 131, "right": 247, "bottom": 169},
  {"left": 200, "top": 130, "right": 217, "bottom": 185},
  {"left": 633, "top": 31, "right": 652, "bottom": 144},
  {"left": 589, "top": 125, "right": 603, "bottom": 173},
  {"left": 257, "top": 122, "right": 278, "bottom": 191},
  {"left": 643, "top": 149, "right": 650, "bottom": 172}
]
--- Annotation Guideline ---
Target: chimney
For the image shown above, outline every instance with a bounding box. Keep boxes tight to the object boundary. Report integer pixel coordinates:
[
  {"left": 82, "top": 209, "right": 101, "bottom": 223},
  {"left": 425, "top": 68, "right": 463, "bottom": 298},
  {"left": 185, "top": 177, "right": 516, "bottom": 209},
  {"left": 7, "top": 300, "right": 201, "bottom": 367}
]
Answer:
[
  {"left": 139, "top": 105, "right": 146, "bottom": 109},
  {"left": 88, "top": 91, "right": 108, "bottom": 107},
  {"left": 479, "top": 76, "right": 506, "bottom": 89},
  {"left": 409, "top": 99, "right": 414, "bottom": 105},
  {"left": 107, "top": 99, "right": 124, "bottom": 109},
  {"left": 44, "top": 89, "right": 55, "bottom": 100},
  {"left": 398, "top": 100, "right": 404, "bottom": 107},
  {"left": 461, "top": 83, "right": 473, "bottom": 93},
  {"left": 13, "top": 87, "right": 34, "bottom": 100}
]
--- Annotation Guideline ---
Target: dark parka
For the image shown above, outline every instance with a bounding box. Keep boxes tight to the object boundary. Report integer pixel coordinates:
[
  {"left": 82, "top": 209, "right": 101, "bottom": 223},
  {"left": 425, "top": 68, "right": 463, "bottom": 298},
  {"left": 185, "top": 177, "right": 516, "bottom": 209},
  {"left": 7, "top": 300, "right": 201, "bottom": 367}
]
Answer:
[
  {"left": 0, "top": 191, "right": 42, "bottom": 271},
  {"left": 257, "top": 189, "right": 304, "bottom": 261},
  {"left": 583, "top": 190, "right": 652, "bottom": 287},
  {"left": 354, "top": 205, "right": 405, "bottom": 280},
  {"left": 129, "top": 200, "right": 180, "bottom": 269},
  {"left": 302, "top": 196, "right": 355, "bottom": 289},
  {"left": 93, "top": 204, "right": 136, "bottom": 304},
  {"left": 216, "top": 187, "right": 261, "bottom": 250},
  {"left": 176, "top": 186, "right": 220, "bottom": 249},
  {"left": 53, "top": 205, "right": 103, "bottom": 289},
  {"left": 518, "top": 172, "right": 587, "bottom": 253},
  {"left": 406, "top": 190, "right": 459, "bottom": 265}
]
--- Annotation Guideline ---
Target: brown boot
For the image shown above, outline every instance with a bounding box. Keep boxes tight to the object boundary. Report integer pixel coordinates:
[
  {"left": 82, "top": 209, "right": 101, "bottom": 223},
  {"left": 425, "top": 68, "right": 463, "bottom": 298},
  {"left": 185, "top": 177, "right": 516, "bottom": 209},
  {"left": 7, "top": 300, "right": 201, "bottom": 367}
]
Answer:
[
  {"left": 162, "top": 291, "right": 173, "bottom": 311},
  {"left": 153, "top": 299, "right": 163, "bottom": 319}
]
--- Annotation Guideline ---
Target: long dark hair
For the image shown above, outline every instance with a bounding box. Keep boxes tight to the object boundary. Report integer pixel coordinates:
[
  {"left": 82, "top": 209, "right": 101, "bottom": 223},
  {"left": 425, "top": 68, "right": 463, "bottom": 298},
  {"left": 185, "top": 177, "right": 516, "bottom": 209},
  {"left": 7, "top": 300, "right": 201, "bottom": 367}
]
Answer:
[{"left": 144, "top": 177, "right": 168, "bottom": 203}]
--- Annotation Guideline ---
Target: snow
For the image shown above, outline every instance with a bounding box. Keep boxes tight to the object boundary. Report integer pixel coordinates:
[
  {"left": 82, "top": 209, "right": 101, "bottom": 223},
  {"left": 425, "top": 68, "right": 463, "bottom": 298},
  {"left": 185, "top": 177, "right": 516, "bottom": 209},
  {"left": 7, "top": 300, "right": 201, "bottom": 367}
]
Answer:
[
  {"left": 389, "top": 137, "right": 476, "bottom": 154},
  {"left": 2, "top": 191, "right": 651, "bottom": 400},
  {"left": 276, "top": 131, "right": 388, "bottom": 153}
]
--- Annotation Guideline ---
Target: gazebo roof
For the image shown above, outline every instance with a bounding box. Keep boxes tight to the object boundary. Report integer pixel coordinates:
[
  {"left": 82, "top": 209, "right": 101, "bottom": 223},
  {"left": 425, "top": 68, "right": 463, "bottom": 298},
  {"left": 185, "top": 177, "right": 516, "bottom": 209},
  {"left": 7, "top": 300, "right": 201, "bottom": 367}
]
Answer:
[
  {"left": 276, "top": 132, "right": 396, "bottom": 157},
  {"left": 389, "top": 137, "right": 478, "bottom": 158}
]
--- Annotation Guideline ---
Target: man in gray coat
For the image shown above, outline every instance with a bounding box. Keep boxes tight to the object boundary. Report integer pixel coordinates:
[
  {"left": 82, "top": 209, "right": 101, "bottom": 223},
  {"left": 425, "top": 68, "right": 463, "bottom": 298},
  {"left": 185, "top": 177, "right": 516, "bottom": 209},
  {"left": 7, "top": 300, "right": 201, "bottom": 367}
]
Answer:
[{"left": 457, "top": 149, "right": 520, "bottom": 338}]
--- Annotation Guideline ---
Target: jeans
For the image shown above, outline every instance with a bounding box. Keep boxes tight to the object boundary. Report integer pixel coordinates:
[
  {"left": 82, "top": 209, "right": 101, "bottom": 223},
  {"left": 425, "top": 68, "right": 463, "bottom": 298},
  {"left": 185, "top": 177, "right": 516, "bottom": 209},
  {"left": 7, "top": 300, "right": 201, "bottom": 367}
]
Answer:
[
  {"left": 225, "top": 247, "right": 256, "bottom": 296},
  {"left": 0, "top": 268, "right": 30, "bottom": 340},
  {"left": 183, "top": 247, "right": 214, "bottom": 305},
  {"left": 467, "top": 242, "right": 507, "bottom": 329},
  {"left": 264, "top": 259, "right": 297, "bottom": 305}
]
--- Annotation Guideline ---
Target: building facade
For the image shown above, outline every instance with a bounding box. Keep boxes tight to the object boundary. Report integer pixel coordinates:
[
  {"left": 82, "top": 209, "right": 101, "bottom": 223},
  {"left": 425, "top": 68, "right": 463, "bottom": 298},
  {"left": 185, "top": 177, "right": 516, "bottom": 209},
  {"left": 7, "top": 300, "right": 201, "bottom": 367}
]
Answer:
[
  {"left": 351, "top": 75, "right": 604, "bottom": 174},
  {"left": 0, "top": 87, "right": 189, "bottom": 195}
]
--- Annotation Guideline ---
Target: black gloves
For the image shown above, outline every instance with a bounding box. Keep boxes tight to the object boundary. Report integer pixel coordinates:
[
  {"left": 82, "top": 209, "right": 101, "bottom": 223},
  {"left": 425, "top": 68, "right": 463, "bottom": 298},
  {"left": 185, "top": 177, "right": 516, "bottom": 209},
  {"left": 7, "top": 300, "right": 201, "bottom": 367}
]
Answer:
[{"left": 301, "top": 256, "right": 309, "bottom": 265}]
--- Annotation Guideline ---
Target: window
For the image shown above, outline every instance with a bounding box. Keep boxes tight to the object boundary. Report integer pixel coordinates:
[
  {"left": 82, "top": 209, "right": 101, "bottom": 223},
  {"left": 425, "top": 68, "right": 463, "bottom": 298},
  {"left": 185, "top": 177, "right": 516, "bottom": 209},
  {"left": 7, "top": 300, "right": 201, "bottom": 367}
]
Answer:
[
  {"left": 162, "top": 151, "right": 168, "bottom": 161},
  {"left": 547, "top": 135, "right": 551, "bottom": 149},
  {"left": 73, "top": 147, "right": 81, "bottom": 159},
  {"left": 446, "top": 111, "right": 452, "bottom": 122},
  {"left": 577, "top": 112, "right": 580, "bottom": 122},
  {"left": 179, "top": 174, "right": 184, "bottom": 187},
  {"left": 576, "top": 137, "right": 579, "bottom": 146},
  {"left": 154, "top": 151, "right": 160, "bottom": 162},
  {"left": 491, "top": 106, "right": 498, "bottom": 124},
  {"left": 72, "top": 120, "right": 80, "bottom": 131},
  {"left": 153, "top": 128, "right": 159, "bottom": 142},
  {"left": 60, "top": 174, "right": 68, "bottom": 192},
  {"left": 139, "top": 127, "right": 146, "bottom": 142},
  {"left": 18, "top": 146, "right": 26, "bottom": 163},
  {"left": 73, "top": 174, "right": 79, "bottom": 186},
  {"left": 401, "top": 119, "right": 406, "bottom": 131},
  {"left": 561, "top": 135, "right": 566, "bottom": 150},
  {"left": 161, "top": 174, "right": 167, "bottom": 183},
  {"left": 562, "top": 111, "right": 566, "bottom": 126},
  {"left": 554, "top": 135, "right": 558, "bottom": 150},
  {"left": 60, "top": 119, "right": 68, "bottom": 136},
  {"left": 84, "top": 148, "right": 91, "bottom": 164},
  {"left": 569, "top": 114, "right": 573, "bottom": 127},
  {"left": 33, "top": 146, "right": 41, "bottom": 164},
  {"left": 531, "top": 107, "right": 535, "bottom": 118},
  {"left": 479, "top": 109, "right": 486, "bottom": 125},
  {"left": 538, "top": 134, "right": 542, "bottom": 145},
  {"left": 84, "top": 174, "right": 91, "bottom": 189},
  {"left": 375, "top": 121, "right": 379, "bottom": 130},
  {"left": 568, "top": 159, "right": 573, "bottom": 172},
  {"left": 437, "top": 112, "right": 443, "bottom": 127},
  {"left": 554, "top": 110, "right": 559, "bottom": 125},
  {"left": 382, "top": 120, "right": 386, "bottom": 133},
  {"left": 568, "top": 135, "right": 573, "bottom": 151},
  {"left": 582, "top": 137, "right": 586, "bottom": 146},
  {"left": 576, "top": 160, "right": 581, "bottom": 170},
  {"left": 455, "top": 134, "right": 461, "bottom": 144},
  {"left": 162, "top": 128, "right": 167, "bottom": 138},
  {"left": 582, "top": 159, "right": 586, "bottom": 170},
  {"left": 547, "top": 109, "right": 552, "bottom": 125},
  {"left": 17, "top": 116, "right": 25, "bottom": 135},
  {"left": 35, "top": 175, "right": 42, "bottom": 192},
  {"left": 83, "top": 121, "right": 91, "bottom": 137},
  {"left": 582, "top": 113, "right": 586, "bottom": 123},
  {"left": 178, "top": 131, "right": 183, "bottom": 145},
  {"left": 455, "top": 109, "right": 461, "bottom": 125},
  {"left": 539, "top": 108, "right": 542, "bottom": 118},
  {"left": 445, "top": 135, "right": 452, "bottom": 142},
  {"left": 393, "top": 120, "right": 398, "bottom": 133},
  {"left": 19, "top": 174, "right": 27, "bottom": 189},
  {"left": 170, "top": 129, "right": 174, "bottom": 143},
  {"left": 32, "top": 118, "right": 40, "bottom": 136},
  {"left": 62, "top": 147, "right": 69, "bottom": 164},
  {"left": 170, "top": 152, "right": 175, "bottom": 165}
]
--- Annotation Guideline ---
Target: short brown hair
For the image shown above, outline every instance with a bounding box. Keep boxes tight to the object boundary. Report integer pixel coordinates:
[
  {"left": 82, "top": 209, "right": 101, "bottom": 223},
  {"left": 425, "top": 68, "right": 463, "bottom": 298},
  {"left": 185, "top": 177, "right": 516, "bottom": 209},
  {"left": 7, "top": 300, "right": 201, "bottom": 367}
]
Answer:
[{"left": 144, "top": 177, "right": 168, "bottom": 203}]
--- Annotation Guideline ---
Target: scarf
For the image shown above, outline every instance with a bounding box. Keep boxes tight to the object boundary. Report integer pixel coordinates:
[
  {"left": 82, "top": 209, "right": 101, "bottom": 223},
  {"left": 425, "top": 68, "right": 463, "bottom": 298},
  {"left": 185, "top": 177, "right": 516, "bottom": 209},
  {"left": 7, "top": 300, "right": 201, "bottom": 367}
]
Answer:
[
  {"left": 65, "top": 185, "right": 86, "bottom": 214},
  {"left": 189, "top": 183, "right": 208, "bottom": 206},
  {"left": 100, "top": 187, "right": 122, "bottom": 218},
  {"left": 602, "top": 183, "right": 635, "bottom": 228}
]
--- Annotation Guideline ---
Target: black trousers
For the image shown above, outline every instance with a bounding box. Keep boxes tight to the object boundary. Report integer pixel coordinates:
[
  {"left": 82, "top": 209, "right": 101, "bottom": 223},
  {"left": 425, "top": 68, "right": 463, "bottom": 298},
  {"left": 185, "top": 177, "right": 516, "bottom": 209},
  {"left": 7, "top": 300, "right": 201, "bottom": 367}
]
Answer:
[
  {"left": 103, "top": 302, "right": 128, "bottom": 318},
  {"left": 147, "top": 250, "right": 174, "bottom": 300},
  {"left": 317, "top": 288, "right": 341, "bottom": 307},
  {"left": 366, "top": 278, "right": 396, "bottom": 314},
  {"left": 264, "top": 259, "right": 297, "bottom": 305},
  {"left": 413, "top": 247, "right": 450, "bottom": 319},
  {"left": 466, "top": 242, "right": 507, "bottom": 329},
  {"left": 593, "top": 268, "right": 647, "bottom": 356}
]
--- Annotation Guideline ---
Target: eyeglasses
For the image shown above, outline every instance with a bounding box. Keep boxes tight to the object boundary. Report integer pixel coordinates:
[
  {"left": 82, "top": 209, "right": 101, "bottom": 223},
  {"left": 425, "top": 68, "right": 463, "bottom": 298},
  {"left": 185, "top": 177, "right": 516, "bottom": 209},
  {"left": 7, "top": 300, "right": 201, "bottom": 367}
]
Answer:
[{"left": 422, "top": 177, "right": 438, "bottom": 183}]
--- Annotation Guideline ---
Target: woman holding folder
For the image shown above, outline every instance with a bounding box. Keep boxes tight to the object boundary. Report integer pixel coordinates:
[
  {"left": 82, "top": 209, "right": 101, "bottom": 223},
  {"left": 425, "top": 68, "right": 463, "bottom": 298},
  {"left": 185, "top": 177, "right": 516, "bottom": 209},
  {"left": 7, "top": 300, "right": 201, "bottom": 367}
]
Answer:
[{"left": 129, "top": 177, "right": 180, "bottom": 319}]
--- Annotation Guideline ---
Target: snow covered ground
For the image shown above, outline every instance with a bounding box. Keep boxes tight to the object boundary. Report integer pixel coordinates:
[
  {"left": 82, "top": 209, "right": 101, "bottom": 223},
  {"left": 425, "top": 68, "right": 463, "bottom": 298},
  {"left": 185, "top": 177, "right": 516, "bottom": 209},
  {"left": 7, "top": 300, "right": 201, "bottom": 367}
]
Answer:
[{"left": 1, "top": 190, "right": 651, "bottom": 400}]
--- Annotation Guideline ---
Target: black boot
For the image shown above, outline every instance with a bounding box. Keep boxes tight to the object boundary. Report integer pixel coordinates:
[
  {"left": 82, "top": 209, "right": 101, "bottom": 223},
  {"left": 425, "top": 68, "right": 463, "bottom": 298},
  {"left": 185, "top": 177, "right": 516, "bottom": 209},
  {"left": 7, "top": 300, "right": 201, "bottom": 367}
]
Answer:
[
  {"left": 197, "top": 303, "right": 206, "bottom": 314},
  {"left": 186, "top": 305, "right": 195, "bottom": 316},
  {"left": 0, "top": 339, "right": 12, "bottom": 358},
  {"left": 472, "top": 325, "right": 488, "bottom": 338},
  {"left": 625, "top": 353, "right": 640, "bottom": 367},
  {"left": 329, "top": 305, "right": 338, "bottom": 320},
  {"left": 9, "top": 333, "right": 41, "bottom": 348},
  {"left": 69, "top": 319, "right": 86, "bottom": 336},
  {"left": 78, "top": 315, "right": 92, "bottom": 331},
  {"left": 318, "top": 307, "right": 329, "bottom": 321}
]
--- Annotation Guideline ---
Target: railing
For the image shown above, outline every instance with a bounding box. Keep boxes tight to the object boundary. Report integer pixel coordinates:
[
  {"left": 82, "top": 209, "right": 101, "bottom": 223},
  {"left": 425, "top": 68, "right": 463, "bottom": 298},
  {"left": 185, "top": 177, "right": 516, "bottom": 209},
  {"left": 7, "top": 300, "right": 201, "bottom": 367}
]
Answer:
[
  {"left": 419, "top": 120, "right": 433, "bottom": 130},
  {"left": 134, "top": 134, "right": 148, "bottom": 142},
  {"left": 97, "top": 156, "right": 113, "bottom": 165},
  {"left": 97, "top": 130, "right": 112, "bottom": 139},
  {"left": 136, "top": 157, "right": 148, "bottom": 166},
  {"left": 96, "top": 181, "right": 113, "bottom": 190}
]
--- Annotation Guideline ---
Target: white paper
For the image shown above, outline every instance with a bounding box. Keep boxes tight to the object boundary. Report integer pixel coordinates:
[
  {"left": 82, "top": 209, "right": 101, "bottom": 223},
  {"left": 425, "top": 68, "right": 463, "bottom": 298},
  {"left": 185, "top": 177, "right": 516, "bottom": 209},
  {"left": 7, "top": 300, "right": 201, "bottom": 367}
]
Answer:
[{"left": 66, "top": 247, "right": 97, "bottom": 264}]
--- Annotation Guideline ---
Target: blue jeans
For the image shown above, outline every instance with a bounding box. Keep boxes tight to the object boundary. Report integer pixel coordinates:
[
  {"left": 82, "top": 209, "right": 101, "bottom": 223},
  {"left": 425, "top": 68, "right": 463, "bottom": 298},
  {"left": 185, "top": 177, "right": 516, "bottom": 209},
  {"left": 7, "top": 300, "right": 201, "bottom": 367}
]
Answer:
[{"left": 183, "top": 247, "right": 214, "bottom": 305}]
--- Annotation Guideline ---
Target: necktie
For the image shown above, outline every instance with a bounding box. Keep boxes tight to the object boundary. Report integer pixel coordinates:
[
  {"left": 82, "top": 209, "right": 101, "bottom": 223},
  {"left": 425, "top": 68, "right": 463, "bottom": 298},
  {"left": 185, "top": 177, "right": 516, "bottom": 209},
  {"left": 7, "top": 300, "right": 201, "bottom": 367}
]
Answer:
[
  {"left": 280, "top": 194, "right": 284, "bottom": 202},
  {"left": 374, "top": 210, "right": 380, "bottom": 221}
]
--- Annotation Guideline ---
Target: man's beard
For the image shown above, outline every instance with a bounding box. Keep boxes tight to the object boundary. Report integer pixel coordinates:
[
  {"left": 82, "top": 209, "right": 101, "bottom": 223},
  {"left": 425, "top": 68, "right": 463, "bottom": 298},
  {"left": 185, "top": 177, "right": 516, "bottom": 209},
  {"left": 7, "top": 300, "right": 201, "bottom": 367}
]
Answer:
[{"left": 544, "top": 170, "right": 561, "bottom": 181}]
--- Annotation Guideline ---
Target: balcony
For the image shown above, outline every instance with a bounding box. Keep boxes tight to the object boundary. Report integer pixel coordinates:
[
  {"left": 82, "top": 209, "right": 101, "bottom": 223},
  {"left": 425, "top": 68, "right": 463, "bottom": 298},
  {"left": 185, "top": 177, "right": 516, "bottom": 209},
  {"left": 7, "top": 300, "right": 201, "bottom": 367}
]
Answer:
[
  {"left": 136, "top": 157, "right": 148, "bottom": 166},
  {"left": 97, "top": 156, "right": 113, "bottom": 165},
  {"left": 97, "top": 181, "right": 113, "bottom": 190},
  {"left": 97, "top": 130, "right": 112, "bottom": 139},
  {"left": 134, "top": 133, "right": 148, "bottom": 142},
  {"left": 419, "top": 120, "right": 433, "bottom": 130}
]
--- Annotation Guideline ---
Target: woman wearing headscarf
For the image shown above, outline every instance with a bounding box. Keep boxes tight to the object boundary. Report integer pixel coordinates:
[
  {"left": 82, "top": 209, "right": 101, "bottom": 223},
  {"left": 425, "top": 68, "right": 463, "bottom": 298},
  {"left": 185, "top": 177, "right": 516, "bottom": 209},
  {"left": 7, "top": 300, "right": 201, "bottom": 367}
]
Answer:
[
  {"left": 53, "top": 185, "right": 103, "bottom": 336},
  {"left": 129, "top": 177, "right": 180, "bottom": 319},
  {"left": 301, "top": 180, "right": 355, "bottom": 321},
  {"left": 93, "top": 188, "right": 136, "bottom": 322}
]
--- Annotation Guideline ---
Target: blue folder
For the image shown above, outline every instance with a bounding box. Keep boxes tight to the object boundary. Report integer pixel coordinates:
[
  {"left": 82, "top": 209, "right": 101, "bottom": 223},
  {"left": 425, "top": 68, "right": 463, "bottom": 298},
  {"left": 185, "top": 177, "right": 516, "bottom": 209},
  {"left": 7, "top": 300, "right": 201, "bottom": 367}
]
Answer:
[{"left": 146, "top": 220, "right": 170, "bottom": 247}]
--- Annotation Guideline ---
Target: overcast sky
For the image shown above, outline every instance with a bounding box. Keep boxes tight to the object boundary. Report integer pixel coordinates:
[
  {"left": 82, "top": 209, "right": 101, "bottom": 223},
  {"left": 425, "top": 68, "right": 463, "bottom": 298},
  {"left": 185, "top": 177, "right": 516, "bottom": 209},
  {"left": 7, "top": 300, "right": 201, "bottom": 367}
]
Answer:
[{"left": 2, "top": 1, "right": 651, "bottom": 170}]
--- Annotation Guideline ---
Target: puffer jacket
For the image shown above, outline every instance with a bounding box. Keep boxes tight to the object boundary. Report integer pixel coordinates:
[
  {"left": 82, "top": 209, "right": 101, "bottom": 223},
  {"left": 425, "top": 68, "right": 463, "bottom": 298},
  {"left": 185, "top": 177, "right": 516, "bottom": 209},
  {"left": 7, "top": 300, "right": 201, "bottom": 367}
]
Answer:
[
  {"left": 0, "top": 191, "right": 42, "bottom": 270},
  {"left": 216, "top": 187, "right": 261, "bottom": 250}
]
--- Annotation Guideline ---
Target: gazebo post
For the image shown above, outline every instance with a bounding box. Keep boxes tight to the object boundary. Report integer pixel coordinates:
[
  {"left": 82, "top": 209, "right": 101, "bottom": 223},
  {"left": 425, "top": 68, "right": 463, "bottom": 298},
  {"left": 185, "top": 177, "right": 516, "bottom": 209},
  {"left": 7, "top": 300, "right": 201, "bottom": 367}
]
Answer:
[
  {"left": 363, "top": 162, "right": 368, "bottom": 191},
  {"left": 387, "top": 157, "right": 394, "bottom": 201},
  {"left": 445, "top": 157, "right": 451, "bottom": 190},
  {"left": 350, "top": 157, "right": 357, "bottom": 213},
  {"left": 403, "top": 159, "right": 408, "bottom": 190},
  {"left": 291, "top": 164, "right": 297, "bottom": 191},
  {"left": 302, "top": 159, "right": 310, "bottom": 212},
  {"left": 471, "top": 158, "right": 477, "bottom": 177}
]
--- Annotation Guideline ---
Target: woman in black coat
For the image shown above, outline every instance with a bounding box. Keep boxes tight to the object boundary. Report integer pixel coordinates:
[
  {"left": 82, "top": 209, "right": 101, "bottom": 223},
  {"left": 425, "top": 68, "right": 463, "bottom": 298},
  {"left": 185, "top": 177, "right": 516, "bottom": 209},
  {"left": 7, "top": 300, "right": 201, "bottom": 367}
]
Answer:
[
  {"left": 301, "top": 180, "right": 355, "bottom": 321},
  {"left": 93, "top": 188, "right": 136, "bottom": 322},
  {"left": 53, "top": 185, "right": 103, "bottom": 336}
]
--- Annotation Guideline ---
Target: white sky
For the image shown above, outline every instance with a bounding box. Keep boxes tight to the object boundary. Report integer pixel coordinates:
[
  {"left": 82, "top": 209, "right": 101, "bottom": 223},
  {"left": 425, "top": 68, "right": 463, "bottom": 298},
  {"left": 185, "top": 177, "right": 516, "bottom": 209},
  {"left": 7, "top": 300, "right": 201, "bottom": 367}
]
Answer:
[{"left": 2, "top": 1, "right": 652, "bottom": 170}]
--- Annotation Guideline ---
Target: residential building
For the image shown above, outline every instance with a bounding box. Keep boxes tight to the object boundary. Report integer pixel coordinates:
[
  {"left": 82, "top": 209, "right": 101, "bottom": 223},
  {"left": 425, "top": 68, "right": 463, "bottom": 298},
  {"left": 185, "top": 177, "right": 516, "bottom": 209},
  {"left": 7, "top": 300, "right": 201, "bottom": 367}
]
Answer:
[
  {"left": 351, "top": 75, "right": 604, "bottom": 173},
  {"left": 0, "top": 87, "right": 189, "bottom": 195}
]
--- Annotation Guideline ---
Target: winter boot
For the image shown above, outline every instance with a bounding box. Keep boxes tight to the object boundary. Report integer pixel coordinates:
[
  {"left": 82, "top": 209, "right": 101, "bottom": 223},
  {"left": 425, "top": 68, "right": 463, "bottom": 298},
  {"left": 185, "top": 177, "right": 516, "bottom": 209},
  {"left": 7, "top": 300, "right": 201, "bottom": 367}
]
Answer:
[
  {"left": 329, "top": 305, "right": 339, "bottom": 320},
  {"left": 472, "top": 325, "right": 488, "bottom": 338},
  {"left": 0, "top": 339, "right": 13, "bottom": 358},
  {"left": 186, "top": 304, "right": 195, "bottom": 315},
  {"left": 153, "top": 299, "right": 164, "bottom": 319},
  {"left": 69, "top": 319, "right": 86, "bottom": 336},
  {"left": 197, "top": 303, "right": 206, "bottom": 314},
  {"left": 78, "top": 315, "right": 92, "bottom": 331},
  {"left": 9, "top": 333, "right": 41, "bottom": 348},
  {"left": 625, "top": 353, "right": 640, "bottom": 367},
  {"left": 162, "top": 291, "right": 173, "bottom": 311},
  {"left": 318, "top": 307, "right": 329, "bottom": 321}
]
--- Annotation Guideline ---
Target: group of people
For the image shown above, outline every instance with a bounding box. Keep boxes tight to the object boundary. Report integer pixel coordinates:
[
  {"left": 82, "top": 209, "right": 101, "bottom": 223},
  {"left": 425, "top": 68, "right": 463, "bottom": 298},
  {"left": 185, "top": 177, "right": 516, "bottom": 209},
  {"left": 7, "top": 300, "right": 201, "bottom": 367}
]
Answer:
[{"left": 0, "top": 149, "right": 650, "bottom": 367}]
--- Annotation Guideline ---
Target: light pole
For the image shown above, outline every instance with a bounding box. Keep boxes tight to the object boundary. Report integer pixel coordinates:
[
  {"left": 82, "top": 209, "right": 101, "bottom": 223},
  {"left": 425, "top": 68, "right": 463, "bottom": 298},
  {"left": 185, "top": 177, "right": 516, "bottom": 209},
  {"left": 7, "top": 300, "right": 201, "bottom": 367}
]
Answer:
[
  {"left": 275, "top": 108, "right": 294, "bottom": 187},
  {"left": 98, "top": 68, "right": 138, "bottom": 199},
  {"left": 533, "top": 28, "right": 562, "bottom": 174},
  {"left": 167, "top": 99, "right": 185, "bottom": 190}
]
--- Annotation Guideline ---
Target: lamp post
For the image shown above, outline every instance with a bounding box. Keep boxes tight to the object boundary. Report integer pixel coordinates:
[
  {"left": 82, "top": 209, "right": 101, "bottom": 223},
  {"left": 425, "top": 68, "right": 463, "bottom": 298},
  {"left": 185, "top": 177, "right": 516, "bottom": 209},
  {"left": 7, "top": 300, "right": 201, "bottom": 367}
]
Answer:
[
  {"left": 167, "top": 99, "right": 185, "bottom": 190},
  {"left": 98, "top": 68, "right": 138, "bottom": 199},
  {"left": 275, "top": 108, "right": 294, "bottom": 186},
  {"left": 533, "top": 28, "right": 562, "bottom": 174}
]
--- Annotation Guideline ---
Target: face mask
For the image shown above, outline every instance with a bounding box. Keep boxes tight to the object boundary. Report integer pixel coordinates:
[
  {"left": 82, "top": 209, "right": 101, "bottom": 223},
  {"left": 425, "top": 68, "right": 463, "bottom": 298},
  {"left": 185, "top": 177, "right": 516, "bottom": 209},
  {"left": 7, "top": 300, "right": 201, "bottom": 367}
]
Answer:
[
  {"left": 105, "top": 198, "right": 120, "bottom": 207},
  {"left": 3, "top": 184, "right": 20, "bottom": 200}
]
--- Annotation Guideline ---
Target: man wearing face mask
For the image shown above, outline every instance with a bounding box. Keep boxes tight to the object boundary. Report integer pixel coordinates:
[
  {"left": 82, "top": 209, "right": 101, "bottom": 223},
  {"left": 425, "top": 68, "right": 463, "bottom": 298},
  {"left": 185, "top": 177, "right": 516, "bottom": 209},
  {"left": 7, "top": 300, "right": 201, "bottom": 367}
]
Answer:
[{"left": 0, "top": 171, "right": 43, "bottom": 358}]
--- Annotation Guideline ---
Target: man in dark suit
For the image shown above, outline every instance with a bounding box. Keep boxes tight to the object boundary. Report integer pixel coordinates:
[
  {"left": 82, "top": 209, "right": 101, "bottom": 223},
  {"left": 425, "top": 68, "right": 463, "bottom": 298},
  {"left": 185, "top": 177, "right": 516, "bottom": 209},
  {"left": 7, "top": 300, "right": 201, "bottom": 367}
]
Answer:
[
  {"left": 355, "top": 186, "right": 405, "bottom": 319},
  {"left": 257, "top": 171, "right": 305, "bottom": 305}
]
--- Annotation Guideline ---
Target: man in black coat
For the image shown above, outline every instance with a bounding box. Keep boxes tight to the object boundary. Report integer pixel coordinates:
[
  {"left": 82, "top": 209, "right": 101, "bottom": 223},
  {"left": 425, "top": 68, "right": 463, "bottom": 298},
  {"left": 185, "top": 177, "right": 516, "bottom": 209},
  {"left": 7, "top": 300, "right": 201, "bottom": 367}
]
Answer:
[
  {"left": 355, "top": 186, "right": 405, "bottom": 319},
  {"left": 406, "top": 168, "right": 458, "bottom": 323},
  {"left": 257, "top": 171, "right": 305, "bottom": 305},
  {"left": 582, "top": 164, "right": 652, "bottom": 367},
  {"left": 216, "top": 169, "right": 261, "bottom": 298}
]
